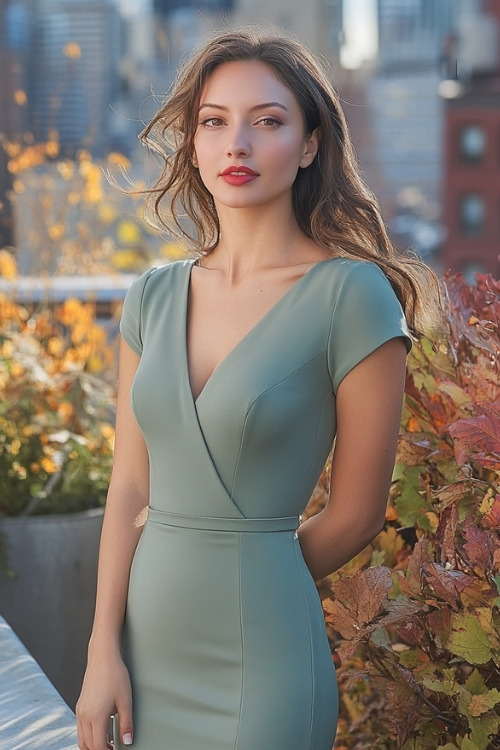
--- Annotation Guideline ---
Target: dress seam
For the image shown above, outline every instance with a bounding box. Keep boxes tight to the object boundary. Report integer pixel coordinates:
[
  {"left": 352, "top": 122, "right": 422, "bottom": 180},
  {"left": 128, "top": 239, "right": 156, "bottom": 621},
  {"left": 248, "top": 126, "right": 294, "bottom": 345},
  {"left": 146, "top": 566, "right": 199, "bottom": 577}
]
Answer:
[
  {"left": 326, "top": 267, "right": 351, "bottom": 391},
  {"left": 301, "top": 390, "right": 334, "bottom": 509},
  {"left": 229, "top": 352, "right": 326, "bottom": 496},
  {"left": 234, "top": 532, "right": 244, "bottom": 750},
  {"left": 137, "top": 266, "right": 159, "bottom": 352},
  {"left": 294, "top": 539, "right": 315, "bottom": 750}
]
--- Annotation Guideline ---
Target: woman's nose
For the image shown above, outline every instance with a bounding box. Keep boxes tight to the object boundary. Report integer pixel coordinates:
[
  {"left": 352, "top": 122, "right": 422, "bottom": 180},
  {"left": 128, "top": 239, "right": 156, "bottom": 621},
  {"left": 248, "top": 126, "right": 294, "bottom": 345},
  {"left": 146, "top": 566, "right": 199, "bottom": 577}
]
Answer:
[{"left": 225, "top": 124, "right": 251, "bottom": 158}]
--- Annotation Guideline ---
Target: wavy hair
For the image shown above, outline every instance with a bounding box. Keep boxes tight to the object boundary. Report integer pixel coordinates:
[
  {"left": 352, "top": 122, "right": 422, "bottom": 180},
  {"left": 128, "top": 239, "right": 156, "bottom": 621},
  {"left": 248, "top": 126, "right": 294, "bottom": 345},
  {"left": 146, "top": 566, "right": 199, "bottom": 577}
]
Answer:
[{"left": 139, "top": 28, "right": 442, "bottom": 337}]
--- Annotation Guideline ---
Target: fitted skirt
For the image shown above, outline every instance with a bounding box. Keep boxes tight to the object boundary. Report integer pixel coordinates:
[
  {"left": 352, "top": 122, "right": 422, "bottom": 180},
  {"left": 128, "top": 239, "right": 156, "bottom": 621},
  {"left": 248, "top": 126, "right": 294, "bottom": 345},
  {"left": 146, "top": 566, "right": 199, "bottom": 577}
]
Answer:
[{"left": 116, "top": 510, "right": 338, "bottom": 750}]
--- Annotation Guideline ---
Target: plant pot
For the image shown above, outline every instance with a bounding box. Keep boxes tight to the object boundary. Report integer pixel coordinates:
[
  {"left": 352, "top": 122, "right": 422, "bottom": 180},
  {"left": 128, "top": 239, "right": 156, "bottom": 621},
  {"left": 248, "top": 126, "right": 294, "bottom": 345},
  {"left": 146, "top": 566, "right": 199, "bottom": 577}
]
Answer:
[{"left": 0, "top": 507, "right": 104, "bottom": 709}]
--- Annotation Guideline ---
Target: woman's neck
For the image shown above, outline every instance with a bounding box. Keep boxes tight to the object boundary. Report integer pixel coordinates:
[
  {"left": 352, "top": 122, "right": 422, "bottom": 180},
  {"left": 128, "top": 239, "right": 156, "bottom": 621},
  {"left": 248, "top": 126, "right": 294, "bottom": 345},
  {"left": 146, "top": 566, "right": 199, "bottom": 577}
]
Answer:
[{"left": 207, "top": 201, "right": 324, "bottom": 282}]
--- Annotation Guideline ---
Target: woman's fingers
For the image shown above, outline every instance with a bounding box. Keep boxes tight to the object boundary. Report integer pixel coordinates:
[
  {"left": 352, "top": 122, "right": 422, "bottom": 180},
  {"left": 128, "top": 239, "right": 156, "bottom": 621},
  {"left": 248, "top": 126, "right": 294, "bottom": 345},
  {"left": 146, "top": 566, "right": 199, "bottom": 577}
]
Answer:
[
  {"left": 116, "top": 692, "right": 134, "bottom": 745},
  {"left": 77, "top": 713, "right": 111, "bottom": 750}
]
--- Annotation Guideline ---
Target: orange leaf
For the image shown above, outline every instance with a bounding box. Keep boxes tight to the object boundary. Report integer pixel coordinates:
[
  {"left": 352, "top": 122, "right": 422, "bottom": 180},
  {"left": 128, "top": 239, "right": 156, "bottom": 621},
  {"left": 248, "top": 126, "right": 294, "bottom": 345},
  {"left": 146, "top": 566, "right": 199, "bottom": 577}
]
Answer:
[
  {"left": 483, "top": 495, "right": 500, "bottom": 530},
  {"left": 326, "top": 566, "right": 392, "bottom": 638}
]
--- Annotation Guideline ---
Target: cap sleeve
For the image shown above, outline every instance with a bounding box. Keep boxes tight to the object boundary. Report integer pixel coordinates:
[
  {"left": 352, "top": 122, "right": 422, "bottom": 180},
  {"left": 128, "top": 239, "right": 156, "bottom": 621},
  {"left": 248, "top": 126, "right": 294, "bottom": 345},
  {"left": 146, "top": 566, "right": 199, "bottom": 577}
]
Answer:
[
  {"left": 119, "top": 268, "right": 157, "bottom": 355},
  {"left": 327, "top": 262, "right": 412, "bottom": 393}
]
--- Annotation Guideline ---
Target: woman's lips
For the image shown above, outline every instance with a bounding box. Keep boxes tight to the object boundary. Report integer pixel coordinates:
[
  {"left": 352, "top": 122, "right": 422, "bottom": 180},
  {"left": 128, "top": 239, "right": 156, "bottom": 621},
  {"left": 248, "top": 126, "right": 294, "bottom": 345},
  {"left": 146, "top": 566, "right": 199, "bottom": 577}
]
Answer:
[{"left": 220, "top": 166, "right": 259, "bottom": 186}]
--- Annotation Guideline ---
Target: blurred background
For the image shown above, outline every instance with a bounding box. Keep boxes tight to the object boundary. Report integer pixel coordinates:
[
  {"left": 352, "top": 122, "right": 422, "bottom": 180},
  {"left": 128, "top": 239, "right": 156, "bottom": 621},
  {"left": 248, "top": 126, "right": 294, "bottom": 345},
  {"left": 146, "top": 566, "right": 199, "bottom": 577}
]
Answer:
[{"left": 0, "top": 0, "right": 499, "bottom": 284}]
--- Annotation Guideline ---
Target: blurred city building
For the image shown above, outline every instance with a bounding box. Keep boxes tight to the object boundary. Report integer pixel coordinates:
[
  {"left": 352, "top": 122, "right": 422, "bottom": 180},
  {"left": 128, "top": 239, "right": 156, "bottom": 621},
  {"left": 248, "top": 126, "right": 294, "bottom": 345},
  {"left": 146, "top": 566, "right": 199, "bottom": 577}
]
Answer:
[
  {"left": 0, "top": 0, "right": 30, "bottom": 245},
  {"left": 441, "top": 0, "right": 500, "bottom": 277},
  {"left": 233, "top": 0, "right": 343, "bottom": 69},
  {"left": 367, "top": 0, "right": 458, "bottom": 266},
  {"left": 30, "top": 0, "right": 122, "bottom": 156}
]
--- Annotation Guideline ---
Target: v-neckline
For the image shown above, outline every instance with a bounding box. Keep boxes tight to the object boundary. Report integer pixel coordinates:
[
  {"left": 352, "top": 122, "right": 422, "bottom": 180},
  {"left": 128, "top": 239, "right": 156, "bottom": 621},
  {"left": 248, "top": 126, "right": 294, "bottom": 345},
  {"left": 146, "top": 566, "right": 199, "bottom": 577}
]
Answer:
[{"left": 184, "top": 257, "right": 334, "bottom": 406}]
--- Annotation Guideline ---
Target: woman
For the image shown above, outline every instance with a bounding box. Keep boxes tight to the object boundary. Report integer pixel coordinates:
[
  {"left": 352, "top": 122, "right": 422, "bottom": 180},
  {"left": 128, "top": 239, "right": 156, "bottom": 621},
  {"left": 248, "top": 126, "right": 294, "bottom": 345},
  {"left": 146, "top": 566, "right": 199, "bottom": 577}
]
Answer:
[{"left": 76, "top": 29, "right": 440, "bottom": 750}]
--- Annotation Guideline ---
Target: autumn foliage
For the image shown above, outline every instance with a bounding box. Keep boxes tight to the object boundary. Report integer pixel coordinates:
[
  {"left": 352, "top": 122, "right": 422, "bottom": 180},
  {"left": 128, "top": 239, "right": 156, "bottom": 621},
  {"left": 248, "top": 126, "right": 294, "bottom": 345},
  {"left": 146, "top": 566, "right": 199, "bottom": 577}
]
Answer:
[
  {"left": 0, "top": 291, "right": 116, "bottom": 519},
  {"left": 305, "top": 273, "right": 500, "bottom": 749}
]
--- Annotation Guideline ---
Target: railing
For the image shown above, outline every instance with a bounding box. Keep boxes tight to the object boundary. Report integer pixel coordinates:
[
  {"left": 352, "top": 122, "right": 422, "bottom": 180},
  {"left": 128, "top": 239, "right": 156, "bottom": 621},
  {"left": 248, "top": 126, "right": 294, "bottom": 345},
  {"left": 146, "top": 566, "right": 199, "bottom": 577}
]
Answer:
[{"left": 0, "top": 616, "right": 78, "bottom": 749}]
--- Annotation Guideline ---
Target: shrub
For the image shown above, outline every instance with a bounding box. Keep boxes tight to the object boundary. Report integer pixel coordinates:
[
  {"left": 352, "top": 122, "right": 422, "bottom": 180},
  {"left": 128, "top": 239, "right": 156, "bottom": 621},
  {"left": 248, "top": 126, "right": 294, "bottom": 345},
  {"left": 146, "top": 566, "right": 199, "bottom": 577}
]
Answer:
[
  {"left": 305, "top": 273, "right": 500, "bottom": 750},
  {"left": 0, "top": 291, "right": 116, "bottom": 517}
]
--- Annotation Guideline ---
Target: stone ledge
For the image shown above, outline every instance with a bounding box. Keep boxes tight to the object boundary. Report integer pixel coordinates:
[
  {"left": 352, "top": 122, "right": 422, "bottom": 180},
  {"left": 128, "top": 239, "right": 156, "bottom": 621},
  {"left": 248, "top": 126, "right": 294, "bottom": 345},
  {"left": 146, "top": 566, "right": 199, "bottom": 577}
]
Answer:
[{"left": 0, "top": 615, "right": 78, "bottom": 749}]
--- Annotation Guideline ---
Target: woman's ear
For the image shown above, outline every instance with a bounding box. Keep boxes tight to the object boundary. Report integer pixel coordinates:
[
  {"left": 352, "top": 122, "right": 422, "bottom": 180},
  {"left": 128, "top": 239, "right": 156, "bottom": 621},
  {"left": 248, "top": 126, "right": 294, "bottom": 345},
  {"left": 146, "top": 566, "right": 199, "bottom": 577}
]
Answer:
[
  {"left": 192, "top": 152, "right": 199, "bottom": 168},
  {"left": 299, "top": 127, "right": 320, "bottom": 168}
]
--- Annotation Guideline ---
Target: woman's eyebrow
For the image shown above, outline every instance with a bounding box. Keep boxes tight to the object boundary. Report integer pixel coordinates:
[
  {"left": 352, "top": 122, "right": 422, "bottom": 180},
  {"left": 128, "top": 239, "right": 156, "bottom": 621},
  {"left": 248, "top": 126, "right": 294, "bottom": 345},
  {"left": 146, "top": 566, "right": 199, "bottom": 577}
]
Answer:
[{"left": 199, "top": 101, "right": 289, "bottom": 112}]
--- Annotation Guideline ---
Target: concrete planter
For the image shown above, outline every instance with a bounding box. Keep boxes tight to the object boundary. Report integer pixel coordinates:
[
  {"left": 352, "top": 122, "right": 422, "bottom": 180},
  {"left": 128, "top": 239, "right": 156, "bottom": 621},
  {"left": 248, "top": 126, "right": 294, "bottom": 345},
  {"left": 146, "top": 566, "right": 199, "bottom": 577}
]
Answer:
[{"left": 0, "top": 508, "right": 104, "bottom": 709}]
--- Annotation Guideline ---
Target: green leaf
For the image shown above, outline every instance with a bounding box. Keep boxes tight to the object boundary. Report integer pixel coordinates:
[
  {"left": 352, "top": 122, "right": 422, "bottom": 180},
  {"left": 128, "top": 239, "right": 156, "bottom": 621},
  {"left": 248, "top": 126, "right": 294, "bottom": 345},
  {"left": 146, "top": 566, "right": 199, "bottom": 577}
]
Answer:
[
  {"left": 465, "top": 668, "right": 488, "bottom": 696},
  {"left": 469, "top": 712, "right": 500, "bottom": 747},
  {"left": 398, "top": 648, "right": 422, "bottom": 669},
  {"left": 446, "top": 612, "right": 496, "bottom": 664},
  {"left": 394, "top": 466, "right": 431, "bottom": 528},
  {"left": 458, "top": 739, "right": 480, "bottom": 750},
  {"left": 420, "top": 674, "right": 461, "bottom": 697}
]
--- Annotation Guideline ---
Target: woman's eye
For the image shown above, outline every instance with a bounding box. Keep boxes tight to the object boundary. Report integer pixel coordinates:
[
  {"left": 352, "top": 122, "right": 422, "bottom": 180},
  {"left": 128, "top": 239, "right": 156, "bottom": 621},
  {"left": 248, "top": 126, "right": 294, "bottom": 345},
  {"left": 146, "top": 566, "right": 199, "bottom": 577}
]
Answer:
[
  {"left": 201, "top": 117, "right": 224, "bottom": 127},
  {"left": 257, "top": 117, "right": 281, "bottom": 127}
]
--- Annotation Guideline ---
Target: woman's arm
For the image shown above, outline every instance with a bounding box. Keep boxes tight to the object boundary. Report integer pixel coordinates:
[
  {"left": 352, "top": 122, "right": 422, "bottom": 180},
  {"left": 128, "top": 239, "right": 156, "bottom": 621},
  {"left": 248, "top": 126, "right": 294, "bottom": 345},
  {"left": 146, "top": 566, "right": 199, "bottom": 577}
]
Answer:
[
  {"left": 297, "top": 337, "right": 407, "bottom": 581},
  {"left": 76, "top": 337, "right": 149, "bottom": 750}
]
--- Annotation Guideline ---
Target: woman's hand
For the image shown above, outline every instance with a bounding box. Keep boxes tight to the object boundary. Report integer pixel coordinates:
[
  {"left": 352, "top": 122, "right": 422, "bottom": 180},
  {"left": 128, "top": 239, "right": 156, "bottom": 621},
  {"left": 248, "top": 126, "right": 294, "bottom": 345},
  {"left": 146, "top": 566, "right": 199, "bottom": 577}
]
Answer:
[{"left": 76, "top": 649, "right": 133, "bottom": 749}]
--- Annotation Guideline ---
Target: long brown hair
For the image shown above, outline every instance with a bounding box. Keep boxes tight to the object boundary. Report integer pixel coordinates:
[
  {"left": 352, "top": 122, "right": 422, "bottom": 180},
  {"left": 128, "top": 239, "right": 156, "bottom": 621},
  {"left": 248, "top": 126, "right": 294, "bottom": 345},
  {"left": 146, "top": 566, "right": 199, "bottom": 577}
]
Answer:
[{"left": 140, "top": 28, "right": 441, "bottom": 337}]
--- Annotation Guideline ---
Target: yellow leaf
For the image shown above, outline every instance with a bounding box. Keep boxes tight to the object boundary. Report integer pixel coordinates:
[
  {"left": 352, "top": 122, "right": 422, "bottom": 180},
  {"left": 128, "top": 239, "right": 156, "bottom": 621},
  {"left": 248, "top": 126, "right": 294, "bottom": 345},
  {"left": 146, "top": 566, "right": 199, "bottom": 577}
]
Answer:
[
  {"left": 57, "top": 161, "right": 75, "bottom": 180},
  {"left": 424, "top": 511, "right": 439, "bottom": 531},
  {"left": 41, "top": 456, "right": 57, "bottom": 474},
  {"left": 98, "top": 202, "right": 117, "bottom": 224},
  {"left": 107, "top": 152, "right": 131, "bottom": 168},
  {"left": 47, "top": 223, "right": 65, "bottom": 241},
  {"left": 468, "top": 689, "right": 500, "bottom": 717},
  {"left": 0, "top": 250, "right": 18, "bottom": 279},
  {"left": 117, "top": 220, "right": 141, "bottom": 246},
  {"left": 100, "top": 424, "right": 115, "bottom": 441},
  {"left": 45, "top": 139, "right": 59, "bottom": 158},
  {"left": 479, "top": 489, "right": 495, "bottom": 514},
  {"left": 111, "top": 249, "right": 138, "bottom": 270},
  {"left": 86, "top": 354, "right": 103, "bottom": 373},
  {"left": 10, "top": 362, "right": 24, "bottom": 377},
  {"left": 160, "top": 241, "right": 186, "bottom": 259},
  {"left": 13, "top": 89, "right": 27, "bottom": 106},
  {"left": 63, "top": 41, "right": 81, "bottom": 59}
]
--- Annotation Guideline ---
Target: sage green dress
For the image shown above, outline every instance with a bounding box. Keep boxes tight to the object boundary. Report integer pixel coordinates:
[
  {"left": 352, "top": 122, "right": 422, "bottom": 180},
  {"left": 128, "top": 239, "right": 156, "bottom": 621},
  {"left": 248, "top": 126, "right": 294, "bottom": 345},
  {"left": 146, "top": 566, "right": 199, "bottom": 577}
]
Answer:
[{"left": 117, "top": 257, "right": 411, "bottom": 749}]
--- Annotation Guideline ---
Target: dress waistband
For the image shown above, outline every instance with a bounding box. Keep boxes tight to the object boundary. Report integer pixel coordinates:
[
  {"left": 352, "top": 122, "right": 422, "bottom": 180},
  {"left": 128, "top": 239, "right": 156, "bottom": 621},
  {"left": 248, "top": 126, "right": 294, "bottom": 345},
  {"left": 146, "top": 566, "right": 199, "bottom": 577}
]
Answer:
[{"left": 147, "top": 508, "right": 300, "bottom": 533}]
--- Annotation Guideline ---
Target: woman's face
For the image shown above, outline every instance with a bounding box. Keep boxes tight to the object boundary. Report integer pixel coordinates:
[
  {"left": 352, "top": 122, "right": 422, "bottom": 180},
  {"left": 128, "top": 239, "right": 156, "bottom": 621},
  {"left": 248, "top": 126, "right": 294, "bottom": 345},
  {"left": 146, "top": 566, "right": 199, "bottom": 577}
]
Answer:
[{"left": 193, "top": 60, "right": 318, "bottom": 212}]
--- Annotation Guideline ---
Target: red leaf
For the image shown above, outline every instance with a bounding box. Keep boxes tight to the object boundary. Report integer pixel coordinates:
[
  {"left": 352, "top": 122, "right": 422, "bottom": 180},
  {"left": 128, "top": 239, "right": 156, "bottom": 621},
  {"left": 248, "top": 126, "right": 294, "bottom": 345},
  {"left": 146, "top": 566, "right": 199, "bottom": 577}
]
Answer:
[
  {"left": 386, "top": 679, "right": 420, "bottom": 745},
  {"left": 461, "top": 516, "right": 492, "bottom": 570},
  {"left": 423, "top": 563, "right": 476, "bottom": 609},
  {"left": 445, "top": 272, "right": 500, "bottom": 358},
  {"left": 400, "top": 538, "right": 431, "bottom": 597},
  {"left": 449, "top": 411, "right": 500, "bottom": 467},
  {"left": 436, "top": 503, "right": 459, "bottom": 568},
  {"left": 397, "top": 435, "right": 435, "bottom": 467},
  {"left": 397, "top": 620, "right": 426, "bottom": 647}
]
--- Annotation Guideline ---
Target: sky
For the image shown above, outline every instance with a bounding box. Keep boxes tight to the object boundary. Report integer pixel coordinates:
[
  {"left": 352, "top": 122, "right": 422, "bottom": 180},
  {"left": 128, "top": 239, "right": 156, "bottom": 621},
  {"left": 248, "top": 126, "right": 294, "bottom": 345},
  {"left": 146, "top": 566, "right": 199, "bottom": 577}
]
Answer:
[{"left": 341, "top": 0, "right": 378, "bottom": 69}]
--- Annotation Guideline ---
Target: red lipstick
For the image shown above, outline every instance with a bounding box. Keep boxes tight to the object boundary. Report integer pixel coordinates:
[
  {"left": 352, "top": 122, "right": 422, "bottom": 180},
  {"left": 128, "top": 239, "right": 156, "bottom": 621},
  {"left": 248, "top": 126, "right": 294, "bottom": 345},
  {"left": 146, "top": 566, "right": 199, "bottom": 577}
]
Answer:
[{"left": 220, "top": 165, "right": 259, "bottom": 186}]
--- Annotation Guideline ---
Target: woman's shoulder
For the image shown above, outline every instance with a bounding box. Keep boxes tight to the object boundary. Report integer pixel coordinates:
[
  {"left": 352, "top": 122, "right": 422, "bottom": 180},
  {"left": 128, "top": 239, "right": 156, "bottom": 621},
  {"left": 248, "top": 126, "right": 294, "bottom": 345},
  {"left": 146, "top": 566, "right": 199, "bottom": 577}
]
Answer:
[
  {"left": 126, "top": 258, "right": 194, "bottom": 298},
  {"left": 317, "top": 256, "right": 395, "bottom": 299}
]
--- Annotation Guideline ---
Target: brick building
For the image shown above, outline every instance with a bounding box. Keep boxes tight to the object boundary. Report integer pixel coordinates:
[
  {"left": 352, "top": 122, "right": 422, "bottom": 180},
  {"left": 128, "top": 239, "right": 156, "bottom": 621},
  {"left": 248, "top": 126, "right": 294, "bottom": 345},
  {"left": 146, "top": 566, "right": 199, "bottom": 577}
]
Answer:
[{"left": 441, "top": 0, "right": 500, "bottom": 277}]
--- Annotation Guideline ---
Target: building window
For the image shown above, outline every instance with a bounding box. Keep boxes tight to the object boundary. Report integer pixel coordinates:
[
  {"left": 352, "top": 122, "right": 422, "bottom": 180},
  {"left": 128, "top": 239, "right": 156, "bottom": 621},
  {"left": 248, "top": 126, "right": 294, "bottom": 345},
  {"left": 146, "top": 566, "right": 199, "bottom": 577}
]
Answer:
[
  {"left": 459, "top": 194, "right": 486, "bottom": 235},
  {"left": 459, "top": 124, "right": 486, "bottom": 163}
]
